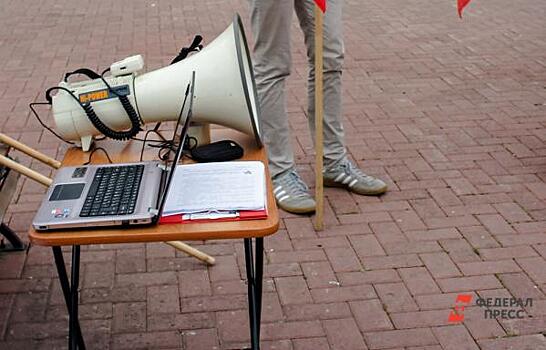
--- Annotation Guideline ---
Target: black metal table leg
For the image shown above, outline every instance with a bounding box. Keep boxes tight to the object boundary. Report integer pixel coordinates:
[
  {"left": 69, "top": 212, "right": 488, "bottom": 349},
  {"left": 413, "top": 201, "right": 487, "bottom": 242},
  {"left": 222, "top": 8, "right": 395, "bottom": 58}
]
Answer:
[
  {"left": 70, "top": 245, "right": 81, "bottom": 350},
  {"left": 244, "top": 237, "right": 264, "bottom": 350},
  {"left": 52, "top": 246, "right": 85, "bottom": 350},
  {"left": 0, "top": 222, "right": 26, "bottom": 252},
  {"left": 254, "top": 238, "right": 263, "bottom": 341}
]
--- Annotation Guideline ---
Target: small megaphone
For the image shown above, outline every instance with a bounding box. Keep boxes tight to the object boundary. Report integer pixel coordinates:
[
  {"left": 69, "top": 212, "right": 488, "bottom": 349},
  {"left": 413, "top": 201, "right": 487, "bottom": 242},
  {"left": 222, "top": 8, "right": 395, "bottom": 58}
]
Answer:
[{"left": 48, "top": 14, "right": 261, "bottom": 151}]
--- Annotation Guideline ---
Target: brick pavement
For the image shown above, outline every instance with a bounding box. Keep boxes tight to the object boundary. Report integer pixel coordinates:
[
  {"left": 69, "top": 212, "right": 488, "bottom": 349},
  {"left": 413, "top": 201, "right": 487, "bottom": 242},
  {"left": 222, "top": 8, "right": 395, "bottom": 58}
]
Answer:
[{"left": 0, "top": 0, "right": 545, "bottom": 349}]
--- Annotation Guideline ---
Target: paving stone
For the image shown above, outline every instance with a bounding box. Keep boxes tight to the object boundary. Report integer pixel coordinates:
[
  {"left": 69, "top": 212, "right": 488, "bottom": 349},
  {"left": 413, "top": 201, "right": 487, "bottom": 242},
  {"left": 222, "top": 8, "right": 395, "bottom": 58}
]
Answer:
[
  {"left": 337, "top": 269, "right": 401, "bottom": 286},
  {"left": 276, "top": 276, "right": 312, "bottom": 305},
  {"left": 364, "top": 328, "right": 437, "bottom": 349},
  {"left": 265, "top": 262, "right": 302, "bottom": 278},
  {"left": 268, "top": 250, "right": 326, "bottom": 264},
  {"left": 216, "top": 309, "right": 251, "bottom": 343},
  {"left": 323, "top": 318, "right": 368, "bottom": 350},
  {"left": 350, "top": 299, "right": 393, "bottom": 332},
  {"left": 479, "top": 246, "right": 538, "bottom": 260},
  {"left": 477, "top": 214, "right": 516, "bottom": 235},
  {"left": 391, "top": 309, "right": 452, "bottom": 329},
  {"left": 375, "top": 282, "right": 419, "bottom": 313},
  {"left": 501, "top": 317, "right": 546, "bottom": 336},
  {"left": 147, "top": 285, "right": 180, "bottom": 314},
  {"left": 362, "top": 254, "right": 422, "bottom": 270},
  {"left": 83, "top": 262, "right": 115, "bottom": 289},
  {"left": 115, "top": 247, "right": 146, "bottom": 274},
  {"left": 463, "top": 306, "right": 506, "bottom": 340},
  {"left": 110, "top": 331, "right": 181, "bottom": 349},
  {"left": 437, "top": 276, "right": 502, "bottom": 293},
  {"left": 180, "top": 294, "right": 248, "bottom": 313},
  {"left": 293, "top": 337, "right": 330, "bottom": 350},
  {"left": 178, "top": 269, "right": 212, "bottom": 297},
  {"left": 398, "top": 267, "right": 441, "bottom": 295},
  {"left": 284, "top": 217, "right": 317, "bottom": 240},
  {"left": 10, "top": 292, "right": 48, "bottom": 323},
  {"left": 147, "top": 312, "right": 215, "bottom": 331},
  {"left": 311, "top": 285, "right": 376, "bottom": 303},
  {"left": 432, "top": 325, "right": 479, "bottom": 350},
  {"left": 112, "top": 302, "right": 146, "bottom": 333},
  {"left": 348, "top": 234, "right": 386, "bottom": 257},
  {"left": 457, "top": 260, "right": 521, "bottom": 276},
  {"left": 324, "top": 247, "right": 363, "bottom": 272},
  {"left": 81, "top": 286, "right": 147, "bottom": 304},
  {"left": 440, "top": 238, "right": 481, "bottom": 263},
  {"left": 420, "top": 252, "right": 461, "bottom": 279},
  {"left": 414, "top": 292, "right": 478, "bottom": 311},
  {"left": 478, "top": 334, "right": 546, "bottom": 350},
  {"left": 261, "top": 320, "right": 324, "bottom": 341},
  {"left": 459, "top": 226, "right": 500, "bottom": 249},
  {"left": 209, "top": 255, "right": 241, "bottom": 282},
  {"left": 516, "top": 257, "right": 546, "bottom": 285}
]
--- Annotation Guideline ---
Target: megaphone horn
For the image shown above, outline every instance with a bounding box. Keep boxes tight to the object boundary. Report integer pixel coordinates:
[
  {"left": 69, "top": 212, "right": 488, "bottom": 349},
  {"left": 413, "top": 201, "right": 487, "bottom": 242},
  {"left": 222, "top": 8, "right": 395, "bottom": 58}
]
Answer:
[{"left": 50, "top": 14, "right": 262, "bottom": 151}]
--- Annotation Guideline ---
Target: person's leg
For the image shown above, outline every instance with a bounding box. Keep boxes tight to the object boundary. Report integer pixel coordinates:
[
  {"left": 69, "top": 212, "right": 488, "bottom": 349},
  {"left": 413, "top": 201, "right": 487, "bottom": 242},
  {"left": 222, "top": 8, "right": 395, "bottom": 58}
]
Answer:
[
  {"left": 295, "top": 0, "right": 387, "bottom": 195},
  {"left": 249, "top": 0, "right": 295, "bottom": 178},
  {"left": 250, "top": 0, "right": 316, "bottom": 213},
  {"left": 294, "top": 0, "right": 346, "bottom": 169}
]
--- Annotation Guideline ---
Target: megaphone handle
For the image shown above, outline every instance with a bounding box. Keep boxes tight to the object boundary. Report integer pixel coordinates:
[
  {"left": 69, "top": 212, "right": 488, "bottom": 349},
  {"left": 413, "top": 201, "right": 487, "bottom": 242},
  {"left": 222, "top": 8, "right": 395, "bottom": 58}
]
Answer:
[
  {"left": 64, "top": 68, "right": 101, "bottom": 82},
  {"left": 171, "top": 35, "right": 203, "bottom": 64}
]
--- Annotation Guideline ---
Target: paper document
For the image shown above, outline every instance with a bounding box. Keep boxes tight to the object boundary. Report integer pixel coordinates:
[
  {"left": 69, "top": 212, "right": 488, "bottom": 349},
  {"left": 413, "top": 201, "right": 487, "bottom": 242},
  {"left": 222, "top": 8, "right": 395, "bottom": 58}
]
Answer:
[{"left": 163, "top": 161, "right": 266, "bottom": 216}]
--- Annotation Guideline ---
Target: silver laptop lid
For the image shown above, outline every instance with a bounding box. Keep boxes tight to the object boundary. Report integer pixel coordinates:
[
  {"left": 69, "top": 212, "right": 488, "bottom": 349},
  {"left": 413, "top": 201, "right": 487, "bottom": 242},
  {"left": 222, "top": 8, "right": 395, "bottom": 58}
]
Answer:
[{"left": 156, "top": 71, "right": 195, "bottom": 219}]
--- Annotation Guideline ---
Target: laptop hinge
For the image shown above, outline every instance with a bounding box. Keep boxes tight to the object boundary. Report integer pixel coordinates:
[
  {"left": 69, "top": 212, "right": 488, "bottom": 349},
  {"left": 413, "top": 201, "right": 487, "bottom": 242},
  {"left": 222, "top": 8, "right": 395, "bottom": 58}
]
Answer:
[
  {"left": 149, "top": 208, "right": 159, "bottom": 215},
  {"left": 157, "top": 164, "right": 170, "bottom": 171}
]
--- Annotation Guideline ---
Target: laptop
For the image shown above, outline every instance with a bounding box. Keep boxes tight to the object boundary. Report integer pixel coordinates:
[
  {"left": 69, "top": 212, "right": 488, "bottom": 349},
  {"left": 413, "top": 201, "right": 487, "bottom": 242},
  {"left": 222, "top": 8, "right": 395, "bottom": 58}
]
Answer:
[{"left": 33, "top": 73, "right": 196, "bottom": 231}]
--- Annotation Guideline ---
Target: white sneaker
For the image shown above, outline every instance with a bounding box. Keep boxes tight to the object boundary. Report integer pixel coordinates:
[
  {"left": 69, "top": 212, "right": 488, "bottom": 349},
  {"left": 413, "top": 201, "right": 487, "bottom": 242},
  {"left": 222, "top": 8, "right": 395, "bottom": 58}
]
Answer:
[
  {"left": 272, "top": 169, "right": 316, "bottom": 214},
  {"left": 324, "top": 158, "right": 387, "bottom": 195}
]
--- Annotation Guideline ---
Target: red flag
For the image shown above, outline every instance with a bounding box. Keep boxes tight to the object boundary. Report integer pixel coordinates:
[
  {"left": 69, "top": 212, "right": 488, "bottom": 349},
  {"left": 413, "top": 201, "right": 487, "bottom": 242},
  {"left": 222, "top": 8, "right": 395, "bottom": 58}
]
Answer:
[
  {"left": 458, "top": 0, "right": 472, "bottom": 17},
  {"left": 314, "top": 0, "right": 326, "bottom": 13}
]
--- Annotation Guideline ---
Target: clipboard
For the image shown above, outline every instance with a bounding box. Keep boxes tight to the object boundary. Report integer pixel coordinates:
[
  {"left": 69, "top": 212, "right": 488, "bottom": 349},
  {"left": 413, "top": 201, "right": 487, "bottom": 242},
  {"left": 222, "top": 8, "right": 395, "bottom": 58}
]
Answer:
[{"left": 159, "top": 208, "right": 268, "bottom": 224}]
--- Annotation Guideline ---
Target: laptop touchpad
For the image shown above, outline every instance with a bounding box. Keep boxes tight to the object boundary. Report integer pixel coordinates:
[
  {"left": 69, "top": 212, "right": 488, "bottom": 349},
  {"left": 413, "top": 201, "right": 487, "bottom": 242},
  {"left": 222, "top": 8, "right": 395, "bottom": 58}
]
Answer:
[{"left": 49, "top": 183, "right": 85, "bottom": 201}]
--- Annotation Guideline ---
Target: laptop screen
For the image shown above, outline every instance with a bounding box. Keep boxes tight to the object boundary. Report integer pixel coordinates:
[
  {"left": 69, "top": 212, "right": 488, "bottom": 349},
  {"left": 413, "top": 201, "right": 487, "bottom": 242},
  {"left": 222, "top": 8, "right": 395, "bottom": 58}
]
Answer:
[{"left": 156, "top": 71, "right": 195, "bottom": 219}]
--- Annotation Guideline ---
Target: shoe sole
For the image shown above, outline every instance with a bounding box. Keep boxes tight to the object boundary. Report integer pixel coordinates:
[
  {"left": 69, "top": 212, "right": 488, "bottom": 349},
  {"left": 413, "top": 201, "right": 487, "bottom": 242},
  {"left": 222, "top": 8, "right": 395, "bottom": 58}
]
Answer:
[
  {"left": 276, "top": 201, "right": 316, "bottom": 214},
  {"left": 324, "top": 179, "right": 387, "bottom": 195}
]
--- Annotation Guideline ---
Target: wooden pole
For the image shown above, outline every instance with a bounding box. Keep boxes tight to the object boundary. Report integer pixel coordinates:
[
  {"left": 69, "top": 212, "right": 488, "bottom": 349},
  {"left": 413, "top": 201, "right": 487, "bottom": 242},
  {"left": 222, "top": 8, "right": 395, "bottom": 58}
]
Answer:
[
  {"left": 314, "top": 5, "right": 324, "bottom": 231},
  {"left": 0, "top": 154, "right": 53, "bottom": 187},
  {"left": 0, "top": 133, "right": 61, "bottom": 169},
  {"left": 165, "top": 241, "right": 215, "bottom": 265}
]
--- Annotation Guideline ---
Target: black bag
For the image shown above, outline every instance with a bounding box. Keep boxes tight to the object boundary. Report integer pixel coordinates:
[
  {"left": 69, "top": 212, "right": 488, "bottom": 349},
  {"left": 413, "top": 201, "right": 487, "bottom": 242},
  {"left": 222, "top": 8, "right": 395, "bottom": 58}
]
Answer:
[{"left": 190, "top": 140, "right": 244, "bottom": 162}]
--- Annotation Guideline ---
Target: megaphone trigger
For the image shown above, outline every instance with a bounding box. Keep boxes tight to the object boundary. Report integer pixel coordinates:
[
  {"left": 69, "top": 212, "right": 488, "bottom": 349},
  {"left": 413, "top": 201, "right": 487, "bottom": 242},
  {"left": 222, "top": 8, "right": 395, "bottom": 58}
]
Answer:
[{"left": 171, "top": 35, "right": 204, "bottom": 65}]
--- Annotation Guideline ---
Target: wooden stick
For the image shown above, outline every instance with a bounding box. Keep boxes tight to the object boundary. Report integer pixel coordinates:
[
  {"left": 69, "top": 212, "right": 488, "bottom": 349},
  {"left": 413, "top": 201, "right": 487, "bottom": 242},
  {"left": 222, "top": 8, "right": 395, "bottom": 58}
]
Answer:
[
  {"left": 0, "top": 133, "right": 61, "bottom": 169},
  {"left": 165, "top": 241, "right": 216, "bottom": 265},
  {"left": 0, "top": 154, "right": 53, "bottom": 187},
  {"left": 314, "top": 6, "right": 324, "bottom": 231}
]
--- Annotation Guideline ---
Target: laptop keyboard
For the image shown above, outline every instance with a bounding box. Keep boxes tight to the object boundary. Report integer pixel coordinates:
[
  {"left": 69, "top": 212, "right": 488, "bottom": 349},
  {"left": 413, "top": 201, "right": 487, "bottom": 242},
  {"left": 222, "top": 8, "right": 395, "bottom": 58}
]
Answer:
[{"left": 80, "top": 165, "right": 144, "bottom": 217}]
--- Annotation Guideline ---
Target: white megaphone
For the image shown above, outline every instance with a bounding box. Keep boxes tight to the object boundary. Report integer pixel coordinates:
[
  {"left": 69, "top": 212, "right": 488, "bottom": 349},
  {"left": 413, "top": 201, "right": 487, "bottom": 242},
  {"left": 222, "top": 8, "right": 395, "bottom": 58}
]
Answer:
[{"left": 49, "top": 14, "right": 261, "bottom": 151}]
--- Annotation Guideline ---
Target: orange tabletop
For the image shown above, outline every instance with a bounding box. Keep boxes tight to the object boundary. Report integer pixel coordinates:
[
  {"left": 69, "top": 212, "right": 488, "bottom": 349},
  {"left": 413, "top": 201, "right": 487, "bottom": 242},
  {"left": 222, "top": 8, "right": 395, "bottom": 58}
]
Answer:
[{"left": 29, "top": 129, "right": 279, "bottom": 246}]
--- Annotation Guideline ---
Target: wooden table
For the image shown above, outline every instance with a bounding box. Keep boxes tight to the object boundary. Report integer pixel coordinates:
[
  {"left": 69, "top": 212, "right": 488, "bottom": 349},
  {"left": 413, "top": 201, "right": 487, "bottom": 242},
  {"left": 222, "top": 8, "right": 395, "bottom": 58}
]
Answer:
[{"left": 29, "top": 129, "right": 279, "bottom": 350}]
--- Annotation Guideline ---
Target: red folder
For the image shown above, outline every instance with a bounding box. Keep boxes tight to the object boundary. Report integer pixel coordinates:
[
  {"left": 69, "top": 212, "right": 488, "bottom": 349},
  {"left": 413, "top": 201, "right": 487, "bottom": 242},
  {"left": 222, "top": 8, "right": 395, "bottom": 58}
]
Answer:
[{"left": 159, "top": 209, "right": 267, "bottom": 224}]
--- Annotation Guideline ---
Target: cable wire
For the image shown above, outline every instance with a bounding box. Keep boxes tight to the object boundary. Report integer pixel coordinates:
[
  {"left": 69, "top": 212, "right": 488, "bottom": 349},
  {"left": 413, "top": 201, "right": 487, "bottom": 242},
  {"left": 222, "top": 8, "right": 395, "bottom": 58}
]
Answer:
[{"left": 29, "top": 102, "right": 76, "bottom": 145}]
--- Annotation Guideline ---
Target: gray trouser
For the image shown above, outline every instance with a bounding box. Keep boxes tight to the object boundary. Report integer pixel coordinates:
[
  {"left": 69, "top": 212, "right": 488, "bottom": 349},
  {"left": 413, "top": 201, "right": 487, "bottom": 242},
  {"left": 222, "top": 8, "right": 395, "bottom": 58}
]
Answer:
[{"left": 249, "top": 0, "right": 346, "bottom": 177}]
